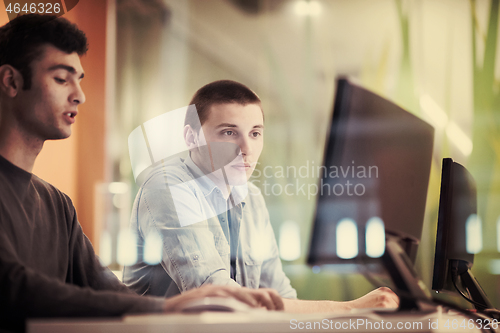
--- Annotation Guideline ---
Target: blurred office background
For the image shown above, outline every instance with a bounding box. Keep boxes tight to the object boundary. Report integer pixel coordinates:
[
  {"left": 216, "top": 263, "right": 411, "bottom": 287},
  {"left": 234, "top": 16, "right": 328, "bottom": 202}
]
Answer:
[{"left": 2, "top": 0, "right": 498, "bottom": 307}]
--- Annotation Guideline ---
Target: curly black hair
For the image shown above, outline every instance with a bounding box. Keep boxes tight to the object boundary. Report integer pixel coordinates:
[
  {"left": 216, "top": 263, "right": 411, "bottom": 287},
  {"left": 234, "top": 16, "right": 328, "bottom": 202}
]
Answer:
[{"left": 0, "top": 14, "right": 88, "bottom": 89}]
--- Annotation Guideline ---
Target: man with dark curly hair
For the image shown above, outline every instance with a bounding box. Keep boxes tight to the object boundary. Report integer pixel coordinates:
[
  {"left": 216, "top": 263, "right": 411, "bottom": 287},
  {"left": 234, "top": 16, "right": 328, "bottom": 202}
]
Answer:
[{"left": 0, "top": 14, "right": 282, "bottom": 333}]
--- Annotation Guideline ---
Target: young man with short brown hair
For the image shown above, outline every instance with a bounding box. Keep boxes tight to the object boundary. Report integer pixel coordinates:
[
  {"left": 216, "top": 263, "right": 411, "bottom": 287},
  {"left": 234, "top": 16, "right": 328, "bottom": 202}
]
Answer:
[{"left": 124, "top": 80, "right": 399, "bottom": 312}]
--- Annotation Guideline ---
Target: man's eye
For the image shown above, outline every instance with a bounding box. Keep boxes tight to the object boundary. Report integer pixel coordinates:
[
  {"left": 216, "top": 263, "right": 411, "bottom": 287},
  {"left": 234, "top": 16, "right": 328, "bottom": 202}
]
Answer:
[
  {"left": 223, "top": 131, "right": 234, "bottom": 136},
  {"left": 252, "top": 132, "right": 262, "bottom": 137},
  {"left": 54, "top": 78, "right": 66, "bottom": 83}
]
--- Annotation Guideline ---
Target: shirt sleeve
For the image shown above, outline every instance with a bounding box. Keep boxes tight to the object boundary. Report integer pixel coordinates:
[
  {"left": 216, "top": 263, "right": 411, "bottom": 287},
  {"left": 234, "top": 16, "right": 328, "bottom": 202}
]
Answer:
[
  {"left": 136, "top": 170, "right": 240, "bottom": 292},
  {"left": 0, "top": 204, "right": 165, "bottom": 330},
  {"left": 66, "top": 206, "right": 151, "bottom": 295}
]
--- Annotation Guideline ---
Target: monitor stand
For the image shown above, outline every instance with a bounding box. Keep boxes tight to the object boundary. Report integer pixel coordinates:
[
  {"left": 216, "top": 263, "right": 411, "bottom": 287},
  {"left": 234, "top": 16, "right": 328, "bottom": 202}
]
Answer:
[
  {"left": 380, "top": 234, "right": 435, "bottom": 312},
  {"left": 451, "top": 260, "right": 493, "bottom": 311}
]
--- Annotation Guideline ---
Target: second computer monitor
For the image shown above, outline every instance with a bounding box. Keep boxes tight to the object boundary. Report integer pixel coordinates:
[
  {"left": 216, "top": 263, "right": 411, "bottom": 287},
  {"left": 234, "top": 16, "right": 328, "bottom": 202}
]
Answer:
[{"left": 432, "top": 158, "right": 493, "bottom": 310}]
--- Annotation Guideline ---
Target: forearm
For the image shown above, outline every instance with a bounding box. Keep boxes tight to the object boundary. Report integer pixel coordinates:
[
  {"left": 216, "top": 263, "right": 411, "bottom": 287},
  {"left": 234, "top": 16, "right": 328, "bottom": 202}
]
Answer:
[
  {"left": 283, "top": 298, "right": 352, "bottom": 313},
  {"left": 282, "top": 287, "right": 399, "bottom": 313},
  {"left": 0, "top": 236, "right": 165, "bottom": 320},
  {"left": 1, "top": 260, "right": 165, "bottom": 318}
]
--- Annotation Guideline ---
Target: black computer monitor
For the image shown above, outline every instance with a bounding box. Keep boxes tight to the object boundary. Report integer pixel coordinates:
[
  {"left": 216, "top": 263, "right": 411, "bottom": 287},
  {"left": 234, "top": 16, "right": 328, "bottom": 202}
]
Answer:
[
  {"left": 432, "top": 158, "right": 493, "bottom": 310},
  {"left": 307, "top": 78, "right": 434, "bottom": 265},
  {"left": 307, "top": 77, "right": 435, "bottom": 310}
]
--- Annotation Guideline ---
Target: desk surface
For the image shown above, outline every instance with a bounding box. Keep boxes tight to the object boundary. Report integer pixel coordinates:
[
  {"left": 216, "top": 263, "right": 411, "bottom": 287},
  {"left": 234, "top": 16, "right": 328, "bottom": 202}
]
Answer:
[{"left": 27, "top": 308, "right": 492, "bottom": 333}]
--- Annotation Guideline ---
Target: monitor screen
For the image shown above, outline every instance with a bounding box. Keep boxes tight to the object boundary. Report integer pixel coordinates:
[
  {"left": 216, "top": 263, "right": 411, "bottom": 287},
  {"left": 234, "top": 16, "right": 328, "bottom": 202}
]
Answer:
[{"left": 308, "top": 78, "right": 434, "bottom": 265}]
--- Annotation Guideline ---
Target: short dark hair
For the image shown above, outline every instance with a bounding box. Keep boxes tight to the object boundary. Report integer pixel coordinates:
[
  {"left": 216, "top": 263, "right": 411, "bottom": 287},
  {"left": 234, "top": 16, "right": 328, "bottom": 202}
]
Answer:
[
  {"left": 185, "top": 80, "right": 262, "bottom": 132},
  {"left": 0, "top": 14, "right": 88, "bottom": 90}
]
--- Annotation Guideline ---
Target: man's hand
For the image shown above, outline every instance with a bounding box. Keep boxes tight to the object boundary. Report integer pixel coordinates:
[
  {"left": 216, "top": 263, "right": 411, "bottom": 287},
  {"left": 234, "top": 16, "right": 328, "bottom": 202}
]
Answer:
[
  {"left": 346, "top": 287, "right": 399, "bottom": 310},
  {"left": 245, "top": 287, "right": 283, "bottom": 310},
  {"left": 163, "top": 285, "right": 283, "bottom": 312}
]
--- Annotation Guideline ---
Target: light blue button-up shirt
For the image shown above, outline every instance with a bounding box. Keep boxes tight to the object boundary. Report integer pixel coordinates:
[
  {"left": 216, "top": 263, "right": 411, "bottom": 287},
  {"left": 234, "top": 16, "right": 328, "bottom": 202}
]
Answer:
[{"left": 123, "top": 156, "right": 297, "bottom": 299}]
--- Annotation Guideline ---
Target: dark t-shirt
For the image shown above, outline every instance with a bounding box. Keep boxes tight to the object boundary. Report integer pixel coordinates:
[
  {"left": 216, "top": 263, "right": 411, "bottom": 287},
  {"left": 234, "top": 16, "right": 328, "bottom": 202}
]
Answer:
[{"left": 0, "top": 155, "right": 164, "bottom": 332}]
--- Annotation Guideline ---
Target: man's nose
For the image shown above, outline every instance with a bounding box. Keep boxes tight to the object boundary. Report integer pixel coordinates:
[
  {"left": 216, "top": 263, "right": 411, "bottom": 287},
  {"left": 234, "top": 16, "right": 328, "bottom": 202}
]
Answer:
[
  {"left": 239, "top": 137, "right": 252, "bottom": 156},
  {"left": 71, "top": 82, "right": 86, "bottom": 105}
]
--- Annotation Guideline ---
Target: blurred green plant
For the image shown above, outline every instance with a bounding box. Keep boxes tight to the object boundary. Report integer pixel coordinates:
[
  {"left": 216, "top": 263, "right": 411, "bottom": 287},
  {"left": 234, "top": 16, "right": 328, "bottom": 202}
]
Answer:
[{"left": 469, "top": 0, "right": 500, "bottom": 253}]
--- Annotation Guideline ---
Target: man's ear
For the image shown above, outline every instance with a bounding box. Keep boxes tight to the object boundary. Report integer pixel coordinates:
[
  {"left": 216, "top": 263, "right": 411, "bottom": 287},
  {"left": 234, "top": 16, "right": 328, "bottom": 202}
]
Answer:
[
  {"left": 0, "top": 65, "right": 23, "bottom": 97},
  {"left": 184, "top": 124, "right": 198, "bottom": 149}
]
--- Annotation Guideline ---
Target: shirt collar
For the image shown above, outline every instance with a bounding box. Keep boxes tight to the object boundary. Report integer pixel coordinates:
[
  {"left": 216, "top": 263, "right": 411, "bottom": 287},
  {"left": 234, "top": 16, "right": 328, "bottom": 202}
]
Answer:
[
  {"left": 184, "top": 154, "right": 247, "bottom": 206},
  {"left": 183, "top": 154, "right": 218, "bottom": 197}
]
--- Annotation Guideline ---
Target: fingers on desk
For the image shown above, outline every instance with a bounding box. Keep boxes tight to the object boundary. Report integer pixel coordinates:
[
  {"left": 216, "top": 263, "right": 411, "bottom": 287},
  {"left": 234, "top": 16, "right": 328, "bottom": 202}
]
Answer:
[{"left": 250, "top": 288, "right": 283, "bottom": 311}]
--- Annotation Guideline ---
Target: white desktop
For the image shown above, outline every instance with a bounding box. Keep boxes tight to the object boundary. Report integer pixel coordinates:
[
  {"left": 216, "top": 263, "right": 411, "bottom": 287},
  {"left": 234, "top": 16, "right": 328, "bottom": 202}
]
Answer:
[{"left": 28, "top": 298, "right": 489, "bottom": 333}]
